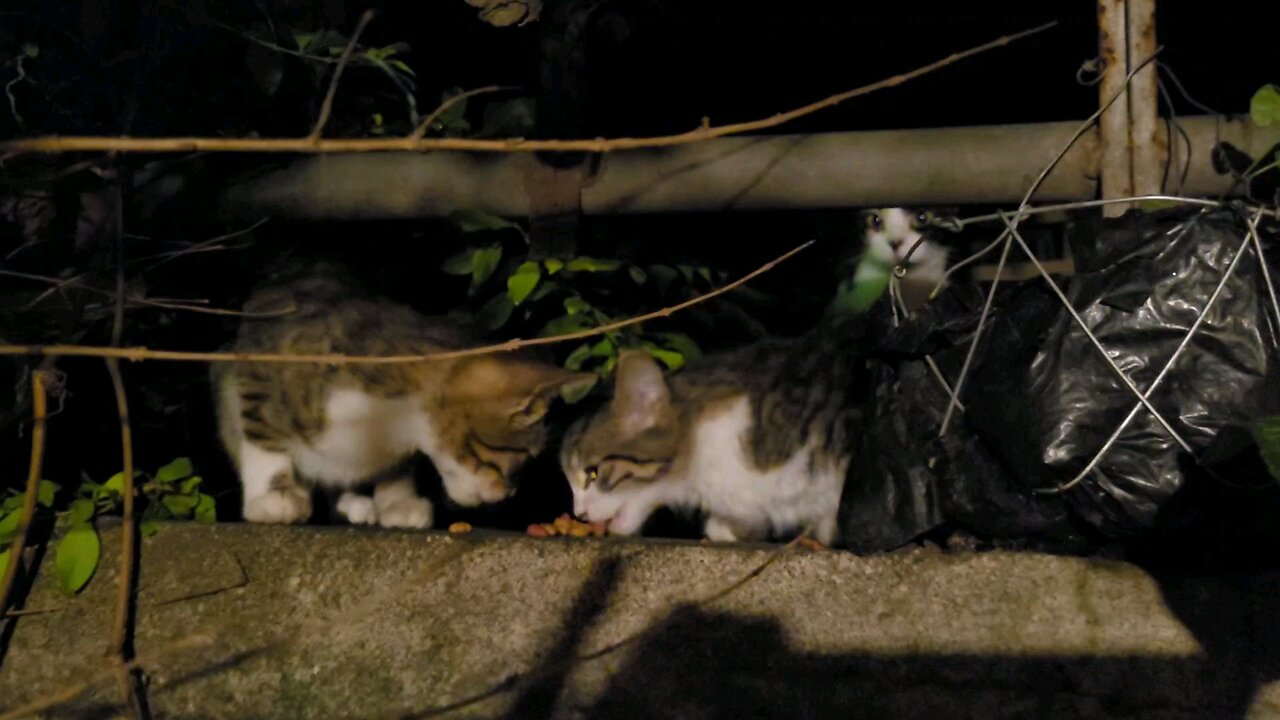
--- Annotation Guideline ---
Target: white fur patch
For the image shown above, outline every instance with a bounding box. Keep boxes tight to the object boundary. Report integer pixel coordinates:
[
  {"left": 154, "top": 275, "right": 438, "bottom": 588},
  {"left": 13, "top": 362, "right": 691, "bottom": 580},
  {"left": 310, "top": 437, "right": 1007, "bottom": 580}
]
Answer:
[
  {"left": 688, "top": 397, "right": 846, "bottom": 545},
  {"left": 864, "top": 207, "right": 949, "bottom": 291}
]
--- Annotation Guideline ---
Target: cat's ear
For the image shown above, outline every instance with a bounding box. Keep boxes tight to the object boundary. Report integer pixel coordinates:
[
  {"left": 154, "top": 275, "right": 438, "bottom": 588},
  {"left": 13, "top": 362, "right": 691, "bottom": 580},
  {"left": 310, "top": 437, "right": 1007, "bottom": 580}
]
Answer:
[
  {"left": 510, "top": 366, "right": 598, "bottom": 429},
  {"left": 611, "top": 350, "right": 670, "bottom": 433}
]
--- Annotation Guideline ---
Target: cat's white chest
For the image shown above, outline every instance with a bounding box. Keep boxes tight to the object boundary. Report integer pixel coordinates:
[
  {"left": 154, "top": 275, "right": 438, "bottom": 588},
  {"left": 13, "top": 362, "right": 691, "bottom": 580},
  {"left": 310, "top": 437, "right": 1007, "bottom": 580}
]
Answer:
[
  {"left": 289, "top": 387, "right": 429, "bottom": 487},
  {"left": 688, "top": 396, "right": 845, "bottom": 543}
]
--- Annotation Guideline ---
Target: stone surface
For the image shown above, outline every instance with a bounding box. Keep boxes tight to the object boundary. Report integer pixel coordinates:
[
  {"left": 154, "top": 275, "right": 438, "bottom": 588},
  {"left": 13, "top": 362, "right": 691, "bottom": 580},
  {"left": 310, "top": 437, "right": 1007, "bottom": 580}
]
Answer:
[{"left": 1, "top": 523, "right": 1278, "bottom": 719}]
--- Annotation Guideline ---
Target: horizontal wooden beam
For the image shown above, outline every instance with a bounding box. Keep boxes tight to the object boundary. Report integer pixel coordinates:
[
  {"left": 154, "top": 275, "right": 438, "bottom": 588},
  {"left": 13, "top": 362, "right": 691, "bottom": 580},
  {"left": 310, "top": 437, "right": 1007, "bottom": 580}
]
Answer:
[{"left": 218, "top": 115, "right": 1280, "bottom": 219}]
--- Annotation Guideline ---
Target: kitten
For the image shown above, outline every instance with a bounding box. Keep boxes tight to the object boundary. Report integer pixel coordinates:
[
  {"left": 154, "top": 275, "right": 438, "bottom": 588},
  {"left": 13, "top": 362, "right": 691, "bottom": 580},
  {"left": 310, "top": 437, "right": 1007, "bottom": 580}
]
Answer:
[
  {"left": 212, "top": 261, "right": 595, "bottom": 529},
  {"left": 858, "top": 207, "right": 960, "bottom": 312},
  {"left": 559, "top": 316, "right": 864, "bottom": 546}
]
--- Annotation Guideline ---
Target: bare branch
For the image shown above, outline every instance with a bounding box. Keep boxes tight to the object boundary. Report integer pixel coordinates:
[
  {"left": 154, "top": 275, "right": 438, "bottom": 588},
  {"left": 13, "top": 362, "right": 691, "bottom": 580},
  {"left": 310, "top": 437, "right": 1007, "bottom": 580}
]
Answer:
[
  {"left": 411, "top": 85, "right": 520, "bottom": 140},
  {"left": 0, "top": 369, "right": 49, "bottom": 618},
  {"left": 0, "top": 22, "right": 1057, "bottom": 156},
  {"left": 0, "top": 241, "right": 812, "bottom": 365},
  {"left": 309, "top": 9, "right": 377, "bottom": 143}
]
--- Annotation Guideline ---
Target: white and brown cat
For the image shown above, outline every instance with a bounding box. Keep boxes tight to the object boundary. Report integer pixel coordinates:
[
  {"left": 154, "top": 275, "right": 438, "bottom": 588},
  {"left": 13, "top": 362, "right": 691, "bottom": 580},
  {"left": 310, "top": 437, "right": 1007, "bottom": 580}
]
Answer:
[
  {"left": 213, "top": 261, "right": 595, "bottom": 529},
  {"left": 559, "top": 312, "right": 864, "bottom": 547}
]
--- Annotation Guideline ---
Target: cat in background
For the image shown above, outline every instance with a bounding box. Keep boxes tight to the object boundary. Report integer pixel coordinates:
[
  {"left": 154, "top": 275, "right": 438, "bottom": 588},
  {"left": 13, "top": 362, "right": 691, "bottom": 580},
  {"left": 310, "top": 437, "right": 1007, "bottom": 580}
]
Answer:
[
  {"left": 213, "top": 260, "right": 595, "bottom": 529},
  {"left": 856, "top": 207, "right": 961, "bottom": 312},
  {"left": 559, "top": 311, "right": 865, "bottom": 547}
]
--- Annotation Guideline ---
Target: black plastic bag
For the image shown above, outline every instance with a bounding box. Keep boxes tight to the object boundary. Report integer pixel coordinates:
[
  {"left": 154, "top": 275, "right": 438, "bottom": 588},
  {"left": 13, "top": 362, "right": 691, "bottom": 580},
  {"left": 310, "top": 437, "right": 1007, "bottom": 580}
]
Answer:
[{"left": 838, "top": 206, "right": 1280, "bottom": 551}]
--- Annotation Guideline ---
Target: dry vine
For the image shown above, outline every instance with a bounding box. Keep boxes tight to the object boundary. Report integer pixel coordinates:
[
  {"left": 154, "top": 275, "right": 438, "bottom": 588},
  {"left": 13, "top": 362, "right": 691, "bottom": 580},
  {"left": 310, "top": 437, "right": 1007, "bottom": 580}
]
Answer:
[
  {"left": 0, "top": 239, "right": 813, "bottom": 365},
  {"left": 0, "top": 22, "right": 1055, "bottom": 157}
]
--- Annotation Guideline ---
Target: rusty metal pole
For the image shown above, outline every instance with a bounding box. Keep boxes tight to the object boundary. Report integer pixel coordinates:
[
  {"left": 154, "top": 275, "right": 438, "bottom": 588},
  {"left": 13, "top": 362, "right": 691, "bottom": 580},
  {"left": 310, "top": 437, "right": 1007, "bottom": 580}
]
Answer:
[
  {"left": 1098, "top": 0, "right": 1133, "bottom": 217},
  {"left": 1127, "top": 0, "right": 1162, "bottom": 198}
]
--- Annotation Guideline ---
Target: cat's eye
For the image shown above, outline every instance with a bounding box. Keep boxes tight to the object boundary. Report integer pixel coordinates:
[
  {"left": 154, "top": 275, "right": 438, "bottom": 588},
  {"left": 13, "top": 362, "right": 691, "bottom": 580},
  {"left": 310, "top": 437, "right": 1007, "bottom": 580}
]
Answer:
[
  {"left": 865, "top": 212, "right": 882, "bottom": 229},
  {"left": 511, "top": 397, "right": 548, "bottom": 429},
  {"left": 583, "top": 465, "right": 599, "bottom": 488},
  {"left": 915, "top": 211, "right": 932, "bottom": 225}
]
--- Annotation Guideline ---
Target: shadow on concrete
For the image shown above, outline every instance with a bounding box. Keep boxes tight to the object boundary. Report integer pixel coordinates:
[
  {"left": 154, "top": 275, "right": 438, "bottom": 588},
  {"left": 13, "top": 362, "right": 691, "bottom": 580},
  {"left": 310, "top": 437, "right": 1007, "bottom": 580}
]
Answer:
[{"left": 400, "top": 554, "right": 1280, "bottom": 720}]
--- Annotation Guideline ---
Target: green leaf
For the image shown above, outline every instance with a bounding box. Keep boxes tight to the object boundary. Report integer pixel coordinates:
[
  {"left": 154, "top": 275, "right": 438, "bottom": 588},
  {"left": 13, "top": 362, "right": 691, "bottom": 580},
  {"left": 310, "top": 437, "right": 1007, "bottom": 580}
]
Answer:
[
  {"left": 480, "top": 97, "right": 536, "bottom": 137},
  {"left": 564, "top": 343, "right": 593, "bottom": 371},
  {"left": 0, "top": 509, "right": 20, "bottom": 546},
  {"left": 539, "top": 313, "right": 596, "bottom": 338},
  {"left": 180, "top": 475, "right": 203, "bottom": 494},
  {"left": 54, "top": 524, "right": 100, "bottom": 595},
  {"left": 563, "top": 296, "right": 592, "bottom": 316},
  {"left": 195, "top": 494, "right": 217, "bottom": 524},
  {"left": 543, "top": 258, "right": 565, "bottom": 275},
  {"left": 676, "top": 264, "right": 696, "bottom": 283},
  {"left": 451, "top": 209, "right": 517, "bottom": 233},
  {"left": 156, "top": 457, "right": 194, "bottom": 484},
  {"left": 104, "top": 472, "right": 126, "bottom": 496},
  {"left": 66, "top": 498, "right": 95, "bottom": 527},
  {"left": 0, "top": 547, "right": 9, "bottom": 581},
  {"left": 648, "top": 264, "right": 679, "bottom": 296},
  {"left": 37, "top": 480, "right": 58, "bottom": 508},
  {"left": 1251, "top": 84, "right": 1280, "bottom": 127},
  {"left": 140, "top": 520, "right": 160, "bottom": 537},
  {"left": 653, "top": 332, "right": 702, "bottom": 366},
  {"left": 437, "top": 87, "right": 469, "bottom": 125},
  {"left": 643, "top": 344, "right": 687, "bottom": 371},
  {"left": 628, "top": 266, "right": 648, "bottom": 284},
  {"left": 559, "top": 374, "right": 599, "bottom": 404},
  {"left": 697, "top": 266, "right": 713, "bottom": 285},
  {"left": 162, "top": 493, "right": 200, "bottom": 517},
  {"left": 565, "top": 257, "right": 622, "bottom": 273},
  {"left": 477, "top": 293, "right": 515, "bottom": 330},
  {"left": 387, "top": 58, "right": 415, "bottom": 77},
  {"left": 440, "top": 249, "right": 476, "bottom": 275},
  {"left": 471, "top": 244, "right": 504, "bottom": 288},
  {"left": 2, "top": 494, "right": 21, "bottom": 512},
  {"left": 1251, "top": 415, "right": 1280, "bottom": 481},
  {"left": 590, "top": 338, "right": 616, "bottom": 357},
  {"left": 531, "top": 280, "right": 560, "bottom": 302},
  {"left": 507, "top": 261, "right": 542, "bottom": 305}
]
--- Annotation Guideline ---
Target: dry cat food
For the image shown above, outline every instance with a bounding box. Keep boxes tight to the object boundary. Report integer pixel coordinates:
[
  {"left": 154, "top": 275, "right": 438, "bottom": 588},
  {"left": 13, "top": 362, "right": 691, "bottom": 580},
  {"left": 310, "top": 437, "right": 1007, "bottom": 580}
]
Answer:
[
  {"left": 527, "top": 513, "right": 608, "bottom": 538},
  {"left": 447, "top": 522, "right": 473, "bottom": 534}
]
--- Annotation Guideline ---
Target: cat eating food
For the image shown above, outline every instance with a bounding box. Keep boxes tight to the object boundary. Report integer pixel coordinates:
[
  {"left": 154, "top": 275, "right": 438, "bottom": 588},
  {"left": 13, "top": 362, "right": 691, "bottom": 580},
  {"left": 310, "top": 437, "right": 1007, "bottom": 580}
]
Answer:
[
  {"left": 559, "top": 313, "right": 864, "bottom": 547},
  {"left": 213, "top": 260, "right": 595, "bottom": 529}
]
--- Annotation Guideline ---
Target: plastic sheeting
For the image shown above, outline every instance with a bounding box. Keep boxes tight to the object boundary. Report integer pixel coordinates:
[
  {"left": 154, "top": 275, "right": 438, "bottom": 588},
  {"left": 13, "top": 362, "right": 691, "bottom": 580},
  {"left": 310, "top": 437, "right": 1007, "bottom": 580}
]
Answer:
[{"left": 838, "top": 206, "right": 1280, "bottom": 552}]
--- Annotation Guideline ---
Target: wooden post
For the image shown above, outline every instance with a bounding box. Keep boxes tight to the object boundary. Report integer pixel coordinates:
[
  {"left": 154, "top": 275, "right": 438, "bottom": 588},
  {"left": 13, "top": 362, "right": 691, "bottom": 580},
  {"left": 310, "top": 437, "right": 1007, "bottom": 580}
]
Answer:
[
  {"left": 1097, "top": 0, "right": 1134, "bottom": 217},
  {"left": 1127, "top": 0, "right": 1162, "bottom": 198}
]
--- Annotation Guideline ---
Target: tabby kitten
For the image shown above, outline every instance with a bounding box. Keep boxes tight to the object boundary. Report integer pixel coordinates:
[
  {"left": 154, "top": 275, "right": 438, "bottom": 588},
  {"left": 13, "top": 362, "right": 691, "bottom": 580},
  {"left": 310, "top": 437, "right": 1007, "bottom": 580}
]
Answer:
[
  {"left": 559, "top": 314, "right": 864, "bottom": 546},
  {"left": 213, "top": 262, "right": 595, "bottom": 529},
  {"left": 858, "top": 207, "right": 960, "bottom": 311}
]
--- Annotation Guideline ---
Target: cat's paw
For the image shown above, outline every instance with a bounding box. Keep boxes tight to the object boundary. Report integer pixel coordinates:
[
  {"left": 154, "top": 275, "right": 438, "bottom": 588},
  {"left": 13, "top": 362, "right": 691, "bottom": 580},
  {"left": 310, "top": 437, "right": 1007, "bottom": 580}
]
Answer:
[
  {"left": 703, "top": 516, "right": 742, "bottom": 543},
  {"left": 243, "top": 487, "right": 312, "bottom": 524},
  {"left": 376, "top": 496, "right": 433, "bottom": 529},
  {"left": 336, "top": 492, "right": 378, "bottom": 525}
]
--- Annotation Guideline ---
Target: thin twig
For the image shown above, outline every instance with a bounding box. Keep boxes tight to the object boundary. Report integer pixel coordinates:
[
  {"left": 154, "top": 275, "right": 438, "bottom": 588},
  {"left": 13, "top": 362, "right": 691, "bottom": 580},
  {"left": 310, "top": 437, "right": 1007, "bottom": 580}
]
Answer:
[
  {"left": 0, "top": 369, "right": 48, "bottom": 617},
  {"left": 0, "top": 22, "right": 1056, "bottom": 156},
  {"left": 133, "top": 217, "right": 269, "bottom": 272},
  {"left": 0, "top": 240, "right": 813, "bottom": 365},
  {"left": 0, "top": 268, "right": 296, "bottom": 318},
  {"left": 105, "top": 180, "right": 146, "bottom": 719},
  {"left": 309, "top": 9, "right": 376, "bottom": 143},
  {"left": 411, "top": 85, "right": 520, "bottom": 140}
]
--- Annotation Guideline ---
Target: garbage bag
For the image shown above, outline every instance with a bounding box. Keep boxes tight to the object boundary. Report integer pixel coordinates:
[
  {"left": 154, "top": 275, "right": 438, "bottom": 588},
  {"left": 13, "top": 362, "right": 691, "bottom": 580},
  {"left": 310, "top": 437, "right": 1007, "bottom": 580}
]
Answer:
[{"left": 838, "top": 205, "right": 1280, "bottom": 551}]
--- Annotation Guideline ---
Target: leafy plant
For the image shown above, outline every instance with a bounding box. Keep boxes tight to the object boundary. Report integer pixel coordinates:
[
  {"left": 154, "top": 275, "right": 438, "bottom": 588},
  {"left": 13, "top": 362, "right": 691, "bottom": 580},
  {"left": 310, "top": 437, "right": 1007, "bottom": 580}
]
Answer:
[
  {"left": 1252, "top": 84, "right": 1280, "bottom": 128},
  {"left": 440, "top": 211, "right": 737, "bottom": 395},
  {"left": 0, "top": 457, "right": 216, "bottom": 596},
  {"left": 1251, "top": 415, "right": 1280, "bottom": 482}
]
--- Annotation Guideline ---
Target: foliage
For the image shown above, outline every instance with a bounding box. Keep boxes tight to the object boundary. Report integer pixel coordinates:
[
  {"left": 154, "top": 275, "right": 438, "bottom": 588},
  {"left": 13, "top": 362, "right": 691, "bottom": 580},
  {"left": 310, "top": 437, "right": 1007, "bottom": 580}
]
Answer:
[
  {"left": 0, "top": 457, "right": 215, "bottom": 596},
  {"left": 1251, "top": 415, "right": 1280, "bottom": 483},
  {"left": 440, "top": 211, "right": 740, "bottom": 395},
  {"left": 1251, "top": 85, "right": 1280, "bottom": 128}
]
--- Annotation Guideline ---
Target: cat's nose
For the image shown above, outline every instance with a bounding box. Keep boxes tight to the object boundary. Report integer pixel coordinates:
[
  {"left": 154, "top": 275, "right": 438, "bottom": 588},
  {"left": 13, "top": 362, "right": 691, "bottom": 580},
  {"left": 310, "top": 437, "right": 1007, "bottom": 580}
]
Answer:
[{"left": 888, "top": 239, "right": 903, "bottom": 250}]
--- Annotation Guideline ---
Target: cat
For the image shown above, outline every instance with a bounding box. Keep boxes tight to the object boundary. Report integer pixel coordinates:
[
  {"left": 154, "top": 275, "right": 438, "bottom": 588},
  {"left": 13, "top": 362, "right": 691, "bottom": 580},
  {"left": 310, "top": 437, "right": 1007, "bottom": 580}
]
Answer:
[
  {"left": 559, "top": 313, "right": 865, "bottom": 546},
  {"left": 212, "top": 260, "right": 596, "bottom": 529},
  {"left": 857, "top": 207, "right": 961, "bottom": 312}
]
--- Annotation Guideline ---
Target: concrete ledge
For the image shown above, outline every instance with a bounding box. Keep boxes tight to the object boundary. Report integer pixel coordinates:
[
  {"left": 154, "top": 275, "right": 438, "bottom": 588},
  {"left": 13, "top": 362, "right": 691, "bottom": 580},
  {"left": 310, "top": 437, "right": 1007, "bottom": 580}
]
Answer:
[{"left": 2, "top": 523, "right": 1279, "bottom": 719}]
